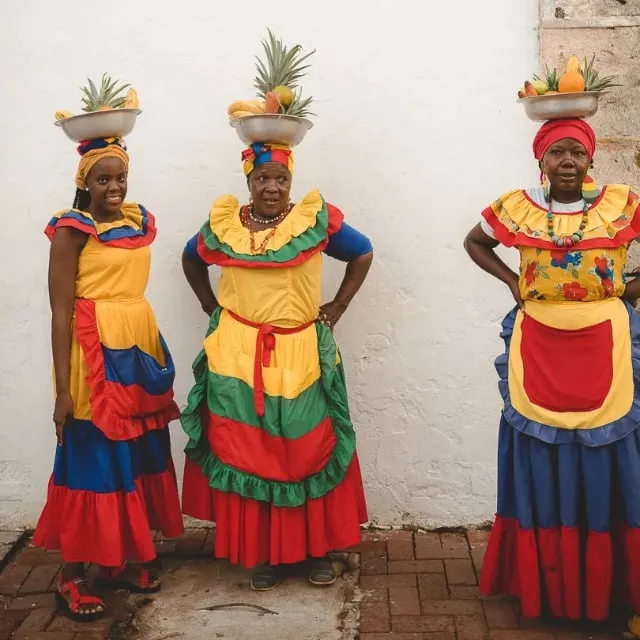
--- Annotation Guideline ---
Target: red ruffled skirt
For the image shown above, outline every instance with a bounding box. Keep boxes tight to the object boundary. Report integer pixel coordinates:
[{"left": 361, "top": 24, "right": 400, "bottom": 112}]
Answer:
[
  {"left": 33, "top": 419, "right": 184, "bottom": 567},
  {"left": 182, "top": 455, "right": 368, "bottom": 568}
]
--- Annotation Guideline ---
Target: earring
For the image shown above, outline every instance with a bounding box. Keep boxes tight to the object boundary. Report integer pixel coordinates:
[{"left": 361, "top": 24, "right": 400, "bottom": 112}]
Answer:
[{"left": 542, "top": 176, "right": 551, "bottom": 202}]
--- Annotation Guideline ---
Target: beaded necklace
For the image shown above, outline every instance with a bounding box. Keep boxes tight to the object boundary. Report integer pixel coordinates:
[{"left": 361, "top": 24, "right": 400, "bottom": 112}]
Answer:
[
  {"left": 240, "top": 202, "right": 294, "bottom": 254},
  {"left": 543, "top": 176, "right": 599, "bottom": 248},
  {"left": 545, "top": 200, "right": 589, "bottom": 248}
]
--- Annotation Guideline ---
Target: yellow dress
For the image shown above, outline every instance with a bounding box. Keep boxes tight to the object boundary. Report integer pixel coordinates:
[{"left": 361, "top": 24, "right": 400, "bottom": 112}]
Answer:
[
  {"left": 181, "top": 190, "right": 368, "bottom": 568},
  {"left": 33, "top": 203, "right": 184, "bottom": 566}
]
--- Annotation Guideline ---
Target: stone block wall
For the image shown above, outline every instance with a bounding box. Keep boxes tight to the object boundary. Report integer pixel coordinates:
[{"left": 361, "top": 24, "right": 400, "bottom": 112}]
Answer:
[{"left": 539, "top": 0, "right": 640, "bottom": 269}]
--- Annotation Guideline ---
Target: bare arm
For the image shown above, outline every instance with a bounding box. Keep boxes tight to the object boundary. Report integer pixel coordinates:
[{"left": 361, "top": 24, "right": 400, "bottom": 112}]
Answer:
[
  {"left": 320, "top": 251, "right": 373, "bottom": 326},
  {"left": 463, "top": 224, "right": 522, "bottom": 307},
  {"left": 623, "top": 277, "right": 640, "bottom": 304},
  {"left": 182, "top": 251, "right": 219, "bottom": 316},
  {"left": 48, "top": 227, "right": 85, "bottom": 442}
]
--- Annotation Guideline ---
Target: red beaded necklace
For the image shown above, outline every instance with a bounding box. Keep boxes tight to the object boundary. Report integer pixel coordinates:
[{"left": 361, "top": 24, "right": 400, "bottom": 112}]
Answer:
[{"left": 240, "top": 202, "right": 294, "bottom": 254}]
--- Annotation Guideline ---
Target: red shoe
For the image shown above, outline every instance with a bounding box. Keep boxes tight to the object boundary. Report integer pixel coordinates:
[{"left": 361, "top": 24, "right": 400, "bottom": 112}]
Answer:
[{"left": 55, "top": 575, "right": 106, "bottom": 622}]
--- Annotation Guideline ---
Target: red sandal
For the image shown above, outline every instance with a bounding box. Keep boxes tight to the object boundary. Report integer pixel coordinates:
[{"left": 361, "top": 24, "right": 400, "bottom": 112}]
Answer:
[
  {"left": 97, "top": 563, "right": 161, "bottom": 593},
  {"left": 55, "top": 576, "right": 106, "bottom": 622}
]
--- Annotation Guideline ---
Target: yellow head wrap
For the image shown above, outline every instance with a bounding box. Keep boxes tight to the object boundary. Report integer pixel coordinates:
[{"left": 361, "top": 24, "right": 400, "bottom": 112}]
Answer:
[
  {"left": 75, "top": 137, "right": 129, "bottom": 189},
  {"left": 241, "top": 143, "right": 294, "bottom": 177}
]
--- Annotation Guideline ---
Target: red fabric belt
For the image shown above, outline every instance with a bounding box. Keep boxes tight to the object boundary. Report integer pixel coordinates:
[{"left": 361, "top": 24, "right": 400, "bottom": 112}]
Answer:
[{"left": 228, "top": 311, "right": 315, "bottom": 416}]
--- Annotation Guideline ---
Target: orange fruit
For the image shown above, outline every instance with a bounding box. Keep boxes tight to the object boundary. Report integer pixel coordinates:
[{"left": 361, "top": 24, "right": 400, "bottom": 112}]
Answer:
[{"left": 558, "top": 71, "right": 585, "bottom": 93}]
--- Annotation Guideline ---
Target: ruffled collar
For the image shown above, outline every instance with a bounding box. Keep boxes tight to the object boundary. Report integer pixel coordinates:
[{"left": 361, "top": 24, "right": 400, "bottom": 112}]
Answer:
[
  {"left": 482, "top": 185, "right": 640, "bottom": 249},
  {"left": 45, "top": 202, "right": 156, "bottom": 248},
  {"left": 208, "top": 189, "right": 324, "bottom": 255}
]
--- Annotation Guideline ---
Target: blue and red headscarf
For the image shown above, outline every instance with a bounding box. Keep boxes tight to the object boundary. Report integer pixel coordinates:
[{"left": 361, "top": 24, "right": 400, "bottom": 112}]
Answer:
[{"left": 242, "top": 143, "right": 294, "bottom": 176}]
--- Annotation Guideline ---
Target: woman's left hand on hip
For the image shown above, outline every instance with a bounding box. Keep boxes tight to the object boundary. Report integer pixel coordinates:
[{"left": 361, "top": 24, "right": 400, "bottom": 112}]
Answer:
[{"left": 319, "top": 301, "right": 347, "bottom": 330}]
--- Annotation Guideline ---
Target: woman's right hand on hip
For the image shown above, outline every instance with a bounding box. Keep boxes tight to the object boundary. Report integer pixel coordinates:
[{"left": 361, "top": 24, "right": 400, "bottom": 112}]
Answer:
[
  {"left": 508, "top": 279, "right": 525, "bottom": 310},
  {"left": 53, "top": 393, "right": 73, "bottom": 445}
]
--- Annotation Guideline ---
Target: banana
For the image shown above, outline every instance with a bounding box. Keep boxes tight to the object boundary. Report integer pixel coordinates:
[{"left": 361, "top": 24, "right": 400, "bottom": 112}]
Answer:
[
  {"left": 122, "top": 88, "right": 140, "bottom": 109},
  {"left": 55, "top": 110, "right": 74, "bottom": 120},
  {"left": 227, "top": 100, "right": 265, "bottom": 116},
  {"left": 247, "top": 99, "right": 266, "bottom": 111},
  {"left": 229, "top": 110, "right": 258, "bottom": 119}
]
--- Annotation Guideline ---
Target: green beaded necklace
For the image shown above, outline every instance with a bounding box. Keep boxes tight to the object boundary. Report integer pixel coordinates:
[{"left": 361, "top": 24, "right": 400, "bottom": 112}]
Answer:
[{"left": 544, "top": 176, "right": 599, "bottom": 249}]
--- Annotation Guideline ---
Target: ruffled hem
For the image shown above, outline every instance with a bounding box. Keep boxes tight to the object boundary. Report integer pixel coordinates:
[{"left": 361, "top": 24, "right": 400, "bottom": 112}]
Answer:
[
  {"left": 181, "top": 310, "right": 358, "bottom": 507},
  {"left": 75, "top": 298, "right": 180, "bottom": 441},
  {"left": 496, "top": 301, "right": 640, "bottom": 446},
  {"left": 45, "top": 203, "right": 157, "bottom": 249},
  {"left": 482, "top": 185, "right": 640, "bottom": 250},
  {"left": 480, "top": 516, "right": 640, "bottom": 619},
  {"left": 138, "top": 458, "right": 184, "bottom": 538},
  {"left": 33, "top": 473, "right": 184, "bottom": 566},
  {"left": 182, "top": 455, "right": 368, "bottom": 568}
]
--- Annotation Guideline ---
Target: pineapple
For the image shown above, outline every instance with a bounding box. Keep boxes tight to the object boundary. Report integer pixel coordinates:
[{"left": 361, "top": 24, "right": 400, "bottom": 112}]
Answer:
[
  {"left": 253, "top": 29, "right": 315, "bottom": 117},
  {"left": 80, "top": 73, "right": 131, "bottom": 113},
  {"left": 534, "top": 64, "right": 559, "bottom": 92},
  {"left": 581, "top": 55, "right": 619, "bottom": 92}
]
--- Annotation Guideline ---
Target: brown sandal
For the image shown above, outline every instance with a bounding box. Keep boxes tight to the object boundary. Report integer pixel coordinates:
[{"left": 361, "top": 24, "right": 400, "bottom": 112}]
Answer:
[
  {"left": 97, "top": 563, "right": 160, "bottom": 593},
  {"left": 55, "top": 576, "right": 106, "bottom": 622}
]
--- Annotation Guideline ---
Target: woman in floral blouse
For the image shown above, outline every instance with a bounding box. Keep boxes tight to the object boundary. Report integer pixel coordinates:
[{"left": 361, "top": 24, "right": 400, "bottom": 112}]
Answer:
[{"left": 464, "top": 118, "right": 640, "bottom": 632}]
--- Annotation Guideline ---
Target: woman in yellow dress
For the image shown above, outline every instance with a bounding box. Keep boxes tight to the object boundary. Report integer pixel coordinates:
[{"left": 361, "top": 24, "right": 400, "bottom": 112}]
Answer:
[
  {"left": 33, "top": 136, "right": 184, "bottom": 620},
  {"left": 465, "top": 118, "right": 640, "bottom": 631},
  {"left": 181, "top": 141, "right": 373, "bottom": 590}
]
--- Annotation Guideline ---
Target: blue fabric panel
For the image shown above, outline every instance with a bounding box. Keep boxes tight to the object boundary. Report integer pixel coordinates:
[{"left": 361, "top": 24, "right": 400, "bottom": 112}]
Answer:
[
  {"left": 52, "top": 419, "right": 172, "bottom": 493},
  {"left": 184, "top": 234, "right": 199, "bottom": 260},
  {"left": 324, "top": 223, "right": 372, "bottom": 262},
  {"left": 103, "top": 335, "right": 175, "bottom": 395}
]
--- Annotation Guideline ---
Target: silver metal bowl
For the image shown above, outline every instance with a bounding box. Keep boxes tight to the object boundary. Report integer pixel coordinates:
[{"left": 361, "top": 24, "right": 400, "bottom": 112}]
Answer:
[
  {"left": 54, "top": 109, "right": 142, "bottom": 142},
  {"left": 518, "top": 92, "right": 600, "bottom": 122},
  {"left": 230, "top": 114, "right": 313, "bottom": 147}
]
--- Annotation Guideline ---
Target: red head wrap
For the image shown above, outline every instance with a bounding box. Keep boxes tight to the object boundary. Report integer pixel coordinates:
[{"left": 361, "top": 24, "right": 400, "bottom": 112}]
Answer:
[{"left": 532, "top": 119, "right": 597, "bottom": 160}]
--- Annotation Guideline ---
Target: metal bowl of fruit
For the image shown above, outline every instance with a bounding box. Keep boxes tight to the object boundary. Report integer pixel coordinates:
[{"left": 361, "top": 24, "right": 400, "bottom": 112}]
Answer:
[
  {"left": 518, "top": 91, "right": 600, "bottom": 122},
  {"left": 55, "top": 109, "right": 142, "bottom": 142},
  {"left": 230, "top": 114, "right": 313, "bottom": 147}
]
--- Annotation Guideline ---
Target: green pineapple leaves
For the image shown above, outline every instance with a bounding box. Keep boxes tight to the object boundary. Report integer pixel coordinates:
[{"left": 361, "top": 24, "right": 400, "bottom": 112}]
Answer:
[{"left": 80, "top": 73, "right": 130, "bottom": 113}]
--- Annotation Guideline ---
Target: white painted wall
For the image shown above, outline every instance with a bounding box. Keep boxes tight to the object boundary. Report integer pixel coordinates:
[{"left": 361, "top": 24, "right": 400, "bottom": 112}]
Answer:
[{"left": 0, "top": 0, "right": 539, "bottom": 529}]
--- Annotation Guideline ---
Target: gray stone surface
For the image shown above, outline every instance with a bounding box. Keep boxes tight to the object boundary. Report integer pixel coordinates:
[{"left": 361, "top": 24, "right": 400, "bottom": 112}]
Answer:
[
  {"left": 541, "top": 0, "right": 640, "bottom": 21},
  {"left": 592, "top": 139, "right": 640, "bottom": 188},
  {"left": 131, "top": 558, "right": 354, "bottom": 640},
  {"left": 0, "top": 531, "right": 21, "bottom": 567},
  {"left": 0, "top": 531, "right": 21, "bottom": 546},
  {"left": 540, "top": 27, "right": 640, "bottom": 138}
]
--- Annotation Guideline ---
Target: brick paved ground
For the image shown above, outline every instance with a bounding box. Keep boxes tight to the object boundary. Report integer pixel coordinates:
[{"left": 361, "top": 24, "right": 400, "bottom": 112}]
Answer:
[
  {"left": 0, "top": 529, "right": 213, "bottom": 640},
  {"left": 0, "top": 528, "right": 628, "bottom": 639},
  {"left": 355, "top": 529, "right": 625, "bottom": 640}
]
